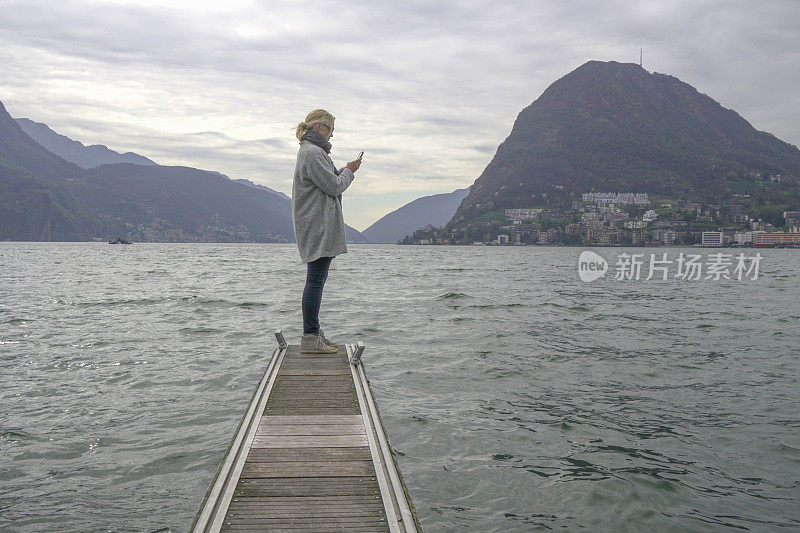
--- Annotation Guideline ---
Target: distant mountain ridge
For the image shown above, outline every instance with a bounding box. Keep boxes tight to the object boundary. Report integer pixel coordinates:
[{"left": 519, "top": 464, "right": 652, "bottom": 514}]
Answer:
[
  {"left": 449, "top": 60, "right": 800, "bottom": 225},
  {"left": 15, "top": 118, "right": 157, "bottom": 168},
  {"left": 361, "top": 186, "right": 470, "bottom": 243},
  {"left": 233, "top": 178, "right": 292, "bottom": 201},
  {"left": 9, "top": 120, "right": 297, "bottom": 205}
]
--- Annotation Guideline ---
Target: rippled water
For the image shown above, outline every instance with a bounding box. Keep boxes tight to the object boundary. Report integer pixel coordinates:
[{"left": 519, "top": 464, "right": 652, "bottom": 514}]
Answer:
[{"left": 1, "top": 242, "right": 799, "bottom": 532}]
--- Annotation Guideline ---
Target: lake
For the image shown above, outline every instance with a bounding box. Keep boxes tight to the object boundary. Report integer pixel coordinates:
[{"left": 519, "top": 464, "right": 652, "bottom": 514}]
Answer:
[{"left": 1, "top": 242, "right": 798, "bottom": 531}]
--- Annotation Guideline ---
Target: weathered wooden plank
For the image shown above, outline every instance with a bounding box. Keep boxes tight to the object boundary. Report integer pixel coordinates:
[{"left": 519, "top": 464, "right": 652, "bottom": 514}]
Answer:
[
  {"left": 226, "top": 502, "right": 385, "bottom": 513},
  {"left": 268, "top": 388, "right": 356, "bottom": 396},
  {"left": 265, "top": 399, "right": 357, "bottom": 406},
  {"left": 267, "top": 389, "right": 357, "bottom": 396},
  {"left": 274, "top": 374, "right": 353, "bottom": 381},
  {"left": 226, "top": 524, "right": 388, "bottom": 527},
  {"left": 272, "top": 380, "right": 355, "bottom": 389},
  {"left": 265, "top": 402, "right": 359, "bottom": 410},
  {"left": 225, "top": 516, "right": 386, "bottom": 523},
  {"left": 223, "top": 520, "right": 389, "bottom": 533},
  {"left": 271, "top": 388, "right": 356, "bottom": 396},
  {"left": 269, "top": 386, "right": 357, "bottom": 394},
  {"left": 282, "top": 345, "right": 342, "bottom": 355},
  {"left": 268, "top": 386, "right": 355, "bottom": 394},
  {"left": 264, "top": 406, "right": 359, "bottom": 413},
  {"left": 224, "top": 520, "right": 386, "bottom": 530},
  {"left": 271, "top": 394, "right": 353, "bottom": 404},
  {"left": 286, "top": 344, "right": 347, "bottom": 359},
  {"left": 264, "top": 407, "right": 360, "bottom": 415},
  {"left": 258, "top": 415, "right": 363, "bottom": 425},
  {"left": 269, "top": 386, "right": 356, "bottom": 396},
  {"left": 245, "top": 447, "right": 372, "bottom": 463},
  {"left": 264, "top": 399, "right": 358, "bottom": 415},
  {"left": 264, "top": 408, "right": 361, "bottom": 416},
  {"left": 269, "top": 384, "right": 355, "bottom": 392},
  {"left": 224, "top": 508, "right": 385, "bottom": 519},
  {"left": 280, "top": 359, "right": 349, "bottom": 367},
  {"left": 223, "top": 519, "right": 389, "bottom": 529},
  {"left": 223, "top": 524, "right": 389, "bottom": 533},
  {"left": 251, "top": 434, "right": 369, "bottom": 448},
  {"left": 278, "top": 368, "right": 352, "bottom": 376},
  {"left": 278, "top": 354, "right": 348, "bottom": 365},
  {"left": 241, "top": 460, "right": 376, "bottom": 478},
  {"left": 277, "top": 368, "right": 349, "bottom": 374},
  {"left": 225, "top": 508, "right": 385, "bottom": 519},
  {"left": 226, "top": 506, "right": 385, "bottom": 517},
  {"left": 275, "top": 375, "right": 356, "bottom": 383},
  {"left": 268, "top": 389, "right": 355, "bottom": 396},
  {"left": 280, "top": 355, "right": 347, "bottom": 363},
  {"left": 279, "top": 360, "right": 348, "bottom": 366},
  {"left": 221, "top": 520, "right": 388, "bottom": 532},
  {"left": 279, "top": 359, "right": 348, "bottom": 366},
  {"left": 234, "top": 477, "right": 381, "bottom": 498},
  {"left": 265, "top": 398, "right": 359, "bottom": 408},
  {"left": 229, "top": 495, "right": 381, "bottom": 505},
  {"left": 256, "top": 424, "right": 365, "bottom": 436},
  {"left": 276, "top": 368, "right": 351, "bottom": 376}
]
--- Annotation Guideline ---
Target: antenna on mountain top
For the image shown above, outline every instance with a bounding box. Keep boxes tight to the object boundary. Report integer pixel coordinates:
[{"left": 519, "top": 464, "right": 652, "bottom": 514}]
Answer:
[{"left": 640, "top": 48, "right": 643, "bottom": 67}]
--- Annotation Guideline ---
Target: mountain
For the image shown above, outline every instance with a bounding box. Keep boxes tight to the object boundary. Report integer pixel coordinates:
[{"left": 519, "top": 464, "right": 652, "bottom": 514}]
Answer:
[
  {"left": 15, "top": 118, "right": 157, "bottom": 168},
  {"left": 0, "top": 100, "right": 368, "bottom": 243},
  {"left": 233, "top": 178, "right": 291, "bottom": 200},
  {"left": 0, "top": 158, "right": 101, "bottom": 241},
  {"left": 80, "top": 163, "right": 294, "bottom": 241},
  {"left": 0, "top": 101, "right": 105, "bottom": 240},
  {"left": 0, "top": 102, "right": 269, "bottom": 241},
  {"left": 361, "top": 186, "right": 470, "bottom": 243},
  {"left": 449, "top": 60, "right": 800, "bottom": 226},
  {"left": 344, "top": 225, "right": 368, "bottom": 244},
  {"left": 0, "top": 102, "right": 85, "bottom": 183}
]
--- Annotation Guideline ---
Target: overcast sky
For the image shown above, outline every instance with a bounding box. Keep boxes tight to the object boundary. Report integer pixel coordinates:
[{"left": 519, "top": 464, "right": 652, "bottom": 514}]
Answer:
[{"left": 1, "top": 0, "right": 799, "bottom": 231}]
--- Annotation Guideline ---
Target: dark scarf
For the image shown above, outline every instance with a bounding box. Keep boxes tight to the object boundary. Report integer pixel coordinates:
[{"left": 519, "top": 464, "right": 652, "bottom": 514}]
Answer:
[{"left": 301, "top": 129, "right": 332, "bottom": 154}]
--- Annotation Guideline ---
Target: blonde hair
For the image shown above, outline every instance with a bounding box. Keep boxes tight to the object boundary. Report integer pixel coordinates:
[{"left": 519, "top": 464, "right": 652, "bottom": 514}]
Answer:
[{"left": 296, "top": 109, "right": 335, "bottom": 141}]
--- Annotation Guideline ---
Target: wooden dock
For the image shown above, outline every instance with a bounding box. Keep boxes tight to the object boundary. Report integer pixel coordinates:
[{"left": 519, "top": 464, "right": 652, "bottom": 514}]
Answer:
[{"left": 191, "top": 331, "right": 420, "bottom": 532}]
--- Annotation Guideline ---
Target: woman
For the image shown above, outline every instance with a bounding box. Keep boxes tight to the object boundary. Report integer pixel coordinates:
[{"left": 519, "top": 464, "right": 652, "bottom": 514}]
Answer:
[{"left": 291, "top": 109, "right": 362, "bottom": 354}]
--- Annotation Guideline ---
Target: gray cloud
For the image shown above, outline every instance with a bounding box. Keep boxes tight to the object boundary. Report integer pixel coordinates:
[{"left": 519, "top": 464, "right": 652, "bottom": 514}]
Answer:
[
  {"left": 1, "top": 0, "right": 799, "bottom": 230},
  {"left": 472, "top": 143, "right": 498, "bottom": 154}
]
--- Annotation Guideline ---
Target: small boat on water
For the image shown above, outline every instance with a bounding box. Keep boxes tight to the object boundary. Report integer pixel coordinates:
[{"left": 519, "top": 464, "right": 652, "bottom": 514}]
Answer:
[{"left": 108, "top": 237, "right": 132, "bottom": 244}]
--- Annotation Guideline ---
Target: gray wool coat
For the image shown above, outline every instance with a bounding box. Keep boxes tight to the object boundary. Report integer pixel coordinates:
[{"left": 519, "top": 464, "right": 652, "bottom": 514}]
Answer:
[{"left": 291, "top": 140, "right": 355, "bottom": 263}]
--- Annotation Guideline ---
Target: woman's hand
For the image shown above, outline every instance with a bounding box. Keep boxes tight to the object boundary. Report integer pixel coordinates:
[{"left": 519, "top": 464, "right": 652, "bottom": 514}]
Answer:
[{"left": 346, "top": 157, "right": 362, "bottom": 173}]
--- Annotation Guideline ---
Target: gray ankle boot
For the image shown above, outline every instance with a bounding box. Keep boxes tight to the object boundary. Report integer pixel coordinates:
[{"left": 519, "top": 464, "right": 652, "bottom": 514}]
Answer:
[{"left": 300, "top": 332, "right": 338, "bottom": 353}]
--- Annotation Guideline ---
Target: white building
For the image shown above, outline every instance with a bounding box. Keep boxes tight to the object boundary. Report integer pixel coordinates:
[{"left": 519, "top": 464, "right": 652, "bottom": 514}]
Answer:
[
  {"left": 734, "top": 231, "right": 761, "bottom": 245},
  {"left": 701, "top": 231, "right": 723, "bottom": 247}
]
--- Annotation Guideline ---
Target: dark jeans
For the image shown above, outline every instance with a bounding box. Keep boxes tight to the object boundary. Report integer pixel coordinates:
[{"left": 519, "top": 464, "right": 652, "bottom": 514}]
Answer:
[{"left": 302, "top": 256, "right": 333, "bottom": 335}]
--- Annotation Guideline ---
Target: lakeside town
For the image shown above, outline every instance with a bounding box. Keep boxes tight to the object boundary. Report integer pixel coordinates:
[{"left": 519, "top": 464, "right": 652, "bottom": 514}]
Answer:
[{"left": 400, "top": 192, "right": 800, "bottom": 247}]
